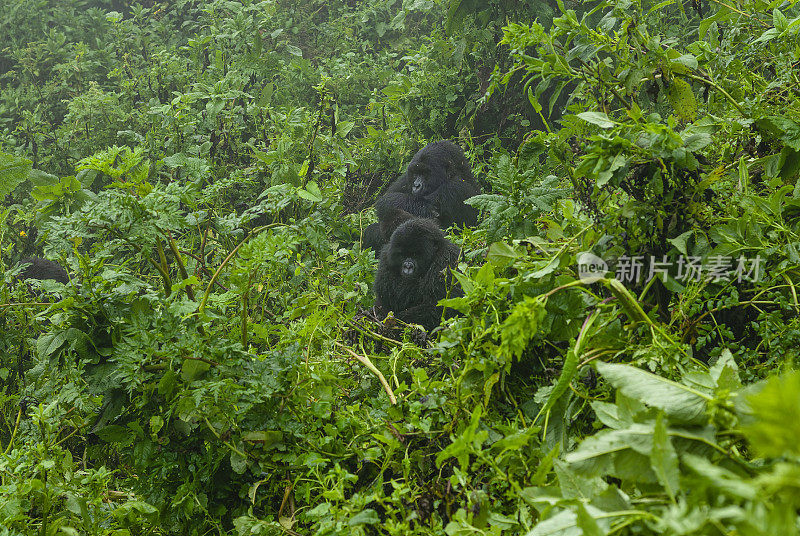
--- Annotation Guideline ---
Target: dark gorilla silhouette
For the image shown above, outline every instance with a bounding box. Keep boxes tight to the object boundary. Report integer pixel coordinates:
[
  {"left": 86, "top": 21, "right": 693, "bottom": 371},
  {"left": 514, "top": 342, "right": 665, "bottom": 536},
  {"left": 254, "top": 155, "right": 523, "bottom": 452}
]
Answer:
[
  {"left": 360, "top": 223, "right": 384, "bottom": 253},
  {"left": 17, "top": 257, "right": 69, "bottom": 284},
  {"left": 373, "top": 218, "right": 462, "bottom": 331},
  {"left": 361, "top": 206, "right": 417, "bottom": 252},
  {"left": 362, "top": 140, "right": 481, "bottom": 251}
]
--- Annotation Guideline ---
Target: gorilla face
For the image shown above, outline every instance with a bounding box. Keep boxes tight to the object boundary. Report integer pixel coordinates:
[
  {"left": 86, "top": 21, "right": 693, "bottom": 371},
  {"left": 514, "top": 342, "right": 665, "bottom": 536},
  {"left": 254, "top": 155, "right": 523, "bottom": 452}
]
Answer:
[
  {"left": 405, "top": 149, "right": 445, "bottom": 198},
  {"left": 384, "top": 219, "right": 438, "bottom": 280},
  {"left": 411, "top": 175, "right": 425, "bottom": 195},
  {"left": 401, "top": 258, "right": 417, "bottom": 277},
  {"left": 381, "top": 140, "right": 479, "bottom": 223}
]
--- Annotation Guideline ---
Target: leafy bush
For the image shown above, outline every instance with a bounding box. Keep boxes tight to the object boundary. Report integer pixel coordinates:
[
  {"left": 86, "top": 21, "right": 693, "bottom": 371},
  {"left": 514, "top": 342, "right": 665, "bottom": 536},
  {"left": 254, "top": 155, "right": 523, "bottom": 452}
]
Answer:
[{"left": 2, "top": 0, "right": 800, "bottom": 534}]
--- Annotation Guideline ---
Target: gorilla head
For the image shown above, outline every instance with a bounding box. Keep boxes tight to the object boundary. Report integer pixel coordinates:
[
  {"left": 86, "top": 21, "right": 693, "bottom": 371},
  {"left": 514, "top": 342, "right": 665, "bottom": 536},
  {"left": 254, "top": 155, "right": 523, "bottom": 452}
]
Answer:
[
  {"left": 383, "top": 140, "right": 480, "bottom": 226},
  {"left": 373, "top": 218, "right": 462, "bottom": 331},
  {"left": 362, "top": 140, "right": 481, "bottom": 251},
  {"left": 403, "top": 140, "right": 476, "bottom": 203}
]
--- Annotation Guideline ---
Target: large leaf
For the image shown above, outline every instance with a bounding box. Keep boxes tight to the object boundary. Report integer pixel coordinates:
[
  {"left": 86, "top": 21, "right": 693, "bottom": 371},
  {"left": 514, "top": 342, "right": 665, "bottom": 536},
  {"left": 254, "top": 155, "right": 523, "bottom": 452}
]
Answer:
[
  {"left": 565, "top": 423, "right": 659, "bottom": 483},
  {"left": 0, "top": 151, "right": 32, "bottom": 198},
  {"left": 742, "top": 370, "right": 800, "bottom": 457},
  {"left": 527, "top": 504, "right": 613, "bottom": 536},
  {"left": 667, "top": 78, "right": 697, "bottom": 122},
  {"left": 595, "top": 362, "right": 710, "bottom": 425},
  {"left": 651, "top": 413, "right": 679, "bottom": 501},
  {"left": 577, "top": 111, "right": 615, "bottom": 129}
]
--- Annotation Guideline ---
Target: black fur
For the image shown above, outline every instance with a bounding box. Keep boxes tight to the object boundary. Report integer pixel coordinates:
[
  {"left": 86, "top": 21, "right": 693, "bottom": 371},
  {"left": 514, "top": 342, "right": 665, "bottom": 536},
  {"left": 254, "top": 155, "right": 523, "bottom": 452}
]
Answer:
[
  {"left": 373, "top": 218, "right": 462, "bottom": 331},
  {"left": 17, "top": 257, "right": 68, "bottom": 284},
  {"left": 361, "top": 223, "right": 384, "bottom": 252},
  {"left": 363, "top": 140, "right": 481, "bottom": 250}
]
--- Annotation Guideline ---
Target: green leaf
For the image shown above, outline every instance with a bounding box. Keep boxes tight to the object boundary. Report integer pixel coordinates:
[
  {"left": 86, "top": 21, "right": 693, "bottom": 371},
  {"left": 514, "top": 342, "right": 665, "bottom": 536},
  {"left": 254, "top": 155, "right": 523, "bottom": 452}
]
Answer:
[
  {"left": 576, "top": 502, "right": 605, "bottom": 536},
  {"left": 487, "top": 241, "right": 521, "bottom": 269},
  {"left": 554, "top": 459, "right": 607, "bottom": 501},
  {"left": 528, "top": 504, "right": 611, "bottom": 536},
  {"left": 231, "top": 449, "right": 247, "bottom": 474},
  {"left": 542, "top": 348, "right": 579, "bottom": 414},
  {"left": 436, "top": 405, "right": 488, "bottom": 470},
  {"left": 577, "top": 112, "right": 615, "bottom": 129},
  {"left": 96, "top": 425, "right": 134, "bottom": 444},
  {"left": 158, "top": 369, "right": 178, "bottom": 398},
  {"left": 298, "top": 180, "right": 323, "bottom": 202},
  {"left": 648, "top": 0, "right": 676, "bottom": 14},
  {"left": 36, "top": 330, "right": 69, "bottom": 359},
  {"left": 668, "top": 230, "right": 692, "bottom": 256},
  {"left": 0, "top": 151, "right": 32, "bottom": 198},
  {"left": 651, "top": 412, "right": 679, "bottom": 501},
  {"left": 682, "top": 133, "right": 712, "bottom": 151},
  {"left": 595, "top": 362, "right": 710, "bottom": 425},
  {"left": 683, "top": 454, "right": 756, "bottom": 500},
  {"left": 498, "top": 296, "right": 546, "bottom": 364},
  {"left": 565, "top": 423, "right": 658, "bottom": 482},
  {"left": 774, "top": 8, "right": 788, "bottom": 32},
  {"left": 348, "top": 509, "right": 380, "bottom": 526},
  {"left": 528, "top": 86, "right": 543, "bottom": 114},
  {"left": 257, "top": 83, "right": 274, "bottom": 107},
  {"left": 116, "top": 500, "right": 158, "bottom": 516},
  {"left": 667, "top": 78, "right": 697, "bottom": 122},
  {"left": 743, "top": 370, "right": 800, "bottom": 457},
  {"left": 709, "top": 349, "right": 741, "bottom": 391},
  {"left": 591, "top": 401, "right": 628, "bottom": 430},
  {"left": 150, "top": 415, "right": 164, "bottom": 436},
  {"left": 753, "top": 27, "right": 779, "bottom": 43},
  {"left": 474, "top": 262, "right": 495, "bottom": 287},
  {"left": 737, "top": 156, "right": 748, "bottom": 189},
  {"left": 242, "top": 430, "right": 284, "bottom": 448},
  {"left": 669, "top": 53, "right": 698, "bottom": 72},
  {"left": 779, "top": 147, "right": 800, "bottom": 180},
  {"left": 756, "top": 116, "right": 800, "bottom": 151},
  {"left": 181, "top": 358, "right": 211, "bottom": 381},
  {"left": 337, "top": 121, "right": 355, "bottom": 137}
]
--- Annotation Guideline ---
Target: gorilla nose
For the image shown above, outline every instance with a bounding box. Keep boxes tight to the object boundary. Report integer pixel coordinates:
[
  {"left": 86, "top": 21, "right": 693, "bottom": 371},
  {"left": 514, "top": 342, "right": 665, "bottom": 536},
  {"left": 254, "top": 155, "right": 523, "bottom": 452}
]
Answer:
[{"left": 402, "top": 260, "right": 415, "bottom": 276}]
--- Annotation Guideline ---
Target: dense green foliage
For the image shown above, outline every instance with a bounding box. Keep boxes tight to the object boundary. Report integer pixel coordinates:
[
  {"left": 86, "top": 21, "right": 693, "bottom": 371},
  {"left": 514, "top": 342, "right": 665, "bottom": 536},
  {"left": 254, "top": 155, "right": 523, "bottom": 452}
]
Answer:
[{"left": 2, "top": 0, "right": 800, "bottom": 534}]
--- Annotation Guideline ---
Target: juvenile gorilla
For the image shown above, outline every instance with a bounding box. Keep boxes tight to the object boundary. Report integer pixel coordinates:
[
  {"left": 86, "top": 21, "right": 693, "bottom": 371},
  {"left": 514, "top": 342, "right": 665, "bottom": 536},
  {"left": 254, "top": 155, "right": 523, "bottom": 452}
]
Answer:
[
  {"left": 373, "top": 218, "right": 462, "bottom": 331},
  {"left": 17, "top": 257, "right": 69, "bottom": 284},
  {"left": 362, "top": 140, "right": 481, "bottom": 250}
]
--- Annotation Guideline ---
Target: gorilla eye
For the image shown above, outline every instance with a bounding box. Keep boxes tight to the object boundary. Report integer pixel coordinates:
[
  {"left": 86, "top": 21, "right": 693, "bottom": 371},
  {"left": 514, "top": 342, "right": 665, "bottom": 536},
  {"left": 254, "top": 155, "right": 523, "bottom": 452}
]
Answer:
[
  {"left": 401, "top": 258, "right": 416, "bottom": 277},
  {"left": 411, "top": 176, "right": 424, "bottom": 194}
]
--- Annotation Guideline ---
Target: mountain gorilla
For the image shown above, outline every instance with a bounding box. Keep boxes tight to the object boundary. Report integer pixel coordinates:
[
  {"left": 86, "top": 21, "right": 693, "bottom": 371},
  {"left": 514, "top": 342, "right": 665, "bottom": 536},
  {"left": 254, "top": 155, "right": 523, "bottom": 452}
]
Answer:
[
  {"left": 362, "top": 140, "right": 481, "bottom": 251},
  {"left": 17, "top": 257, "right": 69, "bottom": 284},
  {"left": 373, "top": 218, "right": 462, "bottom": 331}
]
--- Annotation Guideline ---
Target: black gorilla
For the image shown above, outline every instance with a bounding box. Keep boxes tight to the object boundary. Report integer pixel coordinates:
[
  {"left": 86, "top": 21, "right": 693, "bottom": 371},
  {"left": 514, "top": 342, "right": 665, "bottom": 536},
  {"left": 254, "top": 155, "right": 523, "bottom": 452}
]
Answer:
[
  {"left": 373, "top": 218, "right": 462, "bottom": 331},
  {"left": 362, "top": 140, "right": 481, "bottom": 250},
  {"left": 17, "top": 257, "right": 69, "bottom": 284}
]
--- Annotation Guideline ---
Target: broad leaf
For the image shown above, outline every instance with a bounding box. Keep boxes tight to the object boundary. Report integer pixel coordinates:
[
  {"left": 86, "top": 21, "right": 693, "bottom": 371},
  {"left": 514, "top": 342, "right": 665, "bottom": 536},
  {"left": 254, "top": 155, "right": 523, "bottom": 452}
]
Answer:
[
  {"left": 595, "top": 362, "right": 710, "bottom": 425},
  {"left": 577, "top": 112, "right": 614, "bottom": 129}
]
